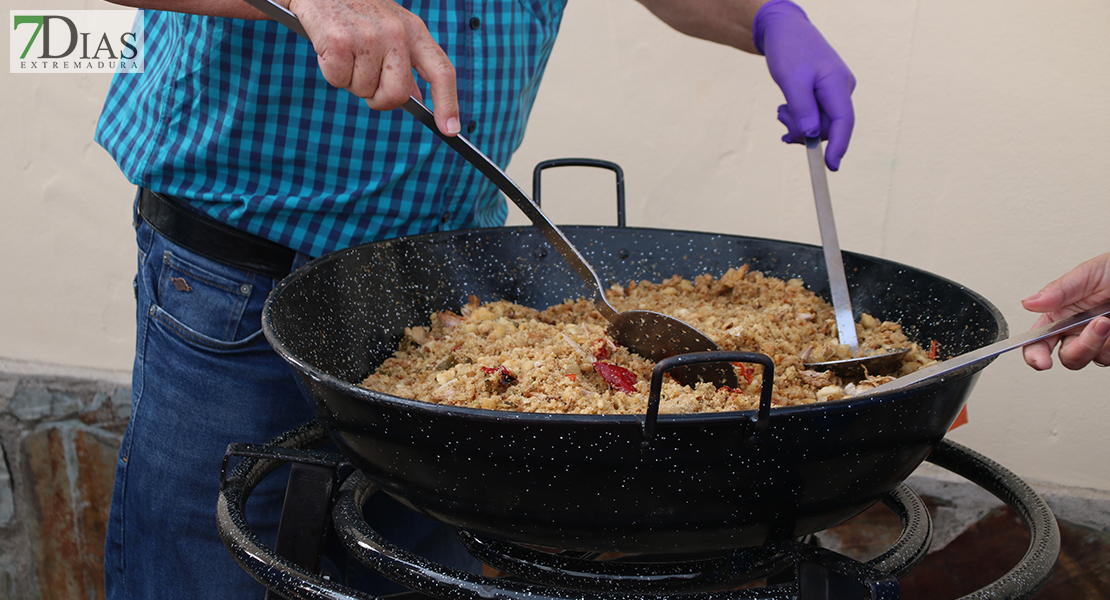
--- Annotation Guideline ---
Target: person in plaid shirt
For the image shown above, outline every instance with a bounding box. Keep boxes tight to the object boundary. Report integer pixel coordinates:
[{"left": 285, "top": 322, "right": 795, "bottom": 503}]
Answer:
[{"left": 95, "top": 0, "right": 855, "bottom": 597}]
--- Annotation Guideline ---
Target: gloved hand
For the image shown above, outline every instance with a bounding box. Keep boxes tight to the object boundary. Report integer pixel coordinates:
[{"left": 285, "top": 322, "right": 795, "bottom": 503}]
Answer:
[{"left": 754, "top": 0, "right": 855, "bottom": 170}]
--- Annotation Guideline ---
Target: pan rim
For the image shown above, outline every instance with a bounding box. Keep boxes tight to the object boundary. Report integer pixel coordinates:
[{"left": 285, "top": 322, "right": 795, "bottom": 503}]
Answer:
[{"left": 262, "top": 225, "right": 1004, "bottom": 425}]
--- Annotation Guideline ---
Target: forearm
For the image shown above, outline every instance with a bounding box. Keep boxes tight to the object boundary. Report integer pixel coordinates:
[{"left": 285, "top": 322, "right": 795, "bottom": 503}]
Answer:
[
  {"left": 103, "top": 0, "right": 266, "bottom": 20},
  {"left": 633, "top": 0, "right": 770, "bottom": 55}
]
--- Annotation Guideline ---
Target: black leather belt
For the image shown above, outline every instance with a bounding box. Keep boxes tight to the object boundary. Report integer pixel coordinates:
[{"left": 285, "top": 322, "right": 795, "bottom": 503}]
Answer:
[{"left": 138, "top": 188, "right": 296, "bottom": 280}]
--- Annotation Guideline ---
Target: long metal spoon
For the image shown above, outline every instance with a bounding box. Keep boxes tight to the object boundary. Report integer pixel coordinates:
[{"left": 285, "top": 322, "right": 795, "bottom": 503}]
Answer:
[
  {"left": 857, "top": 301, "right": 1110, "bottom": 398},
  {"left": 802, "top": 137, "right": 908, "bottom": 378},
  {"left": 243, "top": 0, "right": 737, "bottom": 388},
  {"left": 402, "top": 98, "right": 736, "bottom": 387}
]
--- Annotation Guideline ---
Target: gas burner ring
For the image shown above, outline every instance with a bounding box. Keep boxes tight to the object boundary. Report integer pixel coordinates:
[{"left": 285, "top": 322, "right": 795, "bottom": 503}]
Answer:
[{"left": 217, "top": 421, "right": 1060, "bottom": 600}]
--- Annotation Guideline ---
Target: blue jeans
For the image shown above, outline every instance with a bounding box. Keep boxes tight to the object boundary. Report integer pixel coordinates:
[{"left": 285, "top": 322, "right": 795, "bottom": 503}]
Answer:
[{"left": 105, "top": 197, "right": 478, "bottom": 599}]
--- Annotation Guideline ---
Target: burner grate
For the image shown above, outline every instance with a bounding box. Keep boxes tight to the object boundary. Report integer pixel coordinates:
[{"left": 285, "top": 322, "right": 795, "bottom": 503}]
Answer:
[{"left": 217, "top": 421, "right": 1058, "bottom": 600}]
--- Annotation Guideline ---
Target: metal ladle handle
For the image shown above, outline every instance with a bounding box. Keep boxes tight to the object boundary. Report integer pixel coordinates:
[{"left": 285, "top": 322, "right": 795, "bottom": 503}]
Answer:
[
  {"left": 400, "top": 98, "right": 621, "bottom": 321},
  {"left": 240, "top": 0, "right": 620, "bottom": 321},
  {"left": 807, "top": 137, "right": 859, "bottom": 353},
  {"left": 863, "top": 300, "right": 1110, "bottom": 397}
]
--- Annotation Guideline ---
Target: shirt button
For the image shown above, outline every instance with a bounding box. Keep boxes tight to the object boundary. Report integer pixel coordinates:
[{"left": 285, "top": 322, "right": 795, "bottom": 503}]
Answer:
[
  {"left": 441, "top": 212, "right": 452, "bottom": 224},
  {"left": 467, "top": 120, "right": 477, "bottom": 133},
  {"left": 469, "top": 16, "right": 481, "bottom": 30}
]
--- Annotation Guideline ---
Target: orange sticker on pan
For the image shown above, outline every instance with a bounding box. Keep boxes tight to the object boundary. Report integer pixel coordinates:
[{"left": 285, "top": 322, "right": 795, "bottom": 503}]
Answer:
[{"left": 949, "top": 406, "right": 969, "bottom": 431}]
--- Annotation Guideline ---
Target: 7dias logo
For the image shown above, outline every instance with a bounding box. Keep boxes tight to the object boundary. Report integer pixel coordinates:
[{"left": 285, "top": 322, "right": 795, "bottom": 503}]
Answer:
[{"left": 10, "top": 10, "right": 144, "bottom": 73}]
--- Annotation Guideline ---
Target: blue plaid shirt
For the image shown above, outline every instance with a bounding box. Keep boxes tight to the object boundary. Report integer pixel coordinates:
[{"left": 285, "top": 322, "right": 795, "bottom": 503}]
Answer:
[{"left": 96, "top": 2, "right": 566, "bottom": 257}]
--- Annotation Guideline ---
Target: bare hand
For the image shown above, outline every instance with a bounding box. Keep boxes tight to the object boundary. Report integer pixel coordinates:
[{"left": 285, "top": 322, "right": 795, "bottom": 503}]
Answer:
[
  {"left": 1022, "top": 252, "right": 1110, "bottom": 370},
  {"left": 286, "top": 0, "right": 460, "bottom": 135}
]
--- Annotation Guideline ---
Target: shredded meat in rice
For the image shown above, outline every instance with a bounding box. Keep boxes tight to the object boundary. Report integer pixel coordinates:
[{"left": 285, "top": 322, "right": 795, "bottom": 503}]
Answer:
[{"left": 361, "top": 266, "right": 935, "bottom": 414}]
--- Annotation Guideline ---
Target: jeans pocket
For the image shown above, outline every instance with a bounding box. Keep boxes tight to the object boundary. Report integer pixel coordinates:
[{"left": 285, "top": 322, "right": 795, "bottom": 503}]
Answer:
[{"left": 151, "top": 250, "right": 262, "bottom": 350}]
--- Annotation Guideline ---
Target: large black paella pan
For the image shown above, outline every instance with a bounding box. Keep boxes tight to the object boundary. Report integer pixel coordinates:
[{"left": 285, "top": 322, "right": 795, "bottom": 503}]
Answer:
[{"left": 261, "top": 223, "right": 1005, "bottom": 554}]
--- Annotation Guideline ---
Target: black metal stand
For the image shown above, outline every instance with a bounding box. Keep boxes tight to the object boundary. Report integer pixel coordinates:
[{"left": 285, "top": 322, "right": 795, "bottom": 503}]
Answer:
[{"left": 217, "top": 422, "right": 1059, "bottom": 600}]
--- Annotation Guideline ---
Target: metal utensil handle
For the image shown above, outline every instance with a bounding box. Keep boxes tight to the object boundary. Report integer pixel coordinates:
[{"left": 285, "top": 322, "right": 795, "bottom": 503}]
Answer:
[
  {"left": 401, "top": 98, "right": 619, "bottom": 320},
  {"left": 239, "top": 0, "right": 620, "bottom": 321},
  {"left": 243, "top": 0, "right": 307, "bottom": 36},
  {"left": 806, "top": 137, "right": 858, "bottom": 353},
  {"left": 864, "top": 300, "right": 1110, "bottom": 397}
]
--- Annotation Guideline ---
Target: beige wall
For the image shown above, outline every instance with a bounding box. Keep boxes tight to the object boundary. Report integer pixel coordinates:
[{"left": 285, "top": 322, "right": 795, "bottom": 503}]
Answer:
[{"left": 3, "top": 0, "right": 1109, "bottom": 489}]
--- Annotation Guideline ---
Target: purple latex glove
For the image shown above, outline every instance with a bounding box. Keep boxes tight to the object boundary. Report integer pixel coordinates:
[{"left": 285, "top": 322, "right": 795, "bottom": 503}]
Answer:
[{"left": 754, "top": 0, "right": 855, "bottom": 171}]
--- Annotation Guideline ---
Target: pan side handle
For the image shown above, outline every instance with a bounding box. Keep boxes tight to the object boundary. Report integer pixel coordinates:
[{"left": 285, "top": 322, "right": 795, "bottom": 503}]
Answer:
[
  {"left": 643, "top": 351, "right": 774, "bottom": 444},
  {"left": 532, "top": 158, "right": 626, "bottom": 227}
]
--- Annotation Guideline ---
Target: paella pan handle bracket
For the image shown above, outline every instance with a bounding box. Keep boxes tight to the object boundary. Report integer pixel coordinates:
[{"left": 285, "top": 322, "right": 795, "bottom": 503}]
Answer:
[
  {"left": 532, "top": 158, "right": 627, "bottom": 227},
  {"left": 643, "top": 351, "right": 775, "bottom": 444}
]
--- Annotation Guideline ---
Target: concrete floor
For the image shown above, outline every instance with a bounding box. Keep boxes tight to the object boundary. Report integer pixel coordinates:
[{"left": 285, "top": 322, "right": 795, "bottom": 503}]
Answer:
[{"left": 816, "top": 466, "right": 1110, "bottom": 599}]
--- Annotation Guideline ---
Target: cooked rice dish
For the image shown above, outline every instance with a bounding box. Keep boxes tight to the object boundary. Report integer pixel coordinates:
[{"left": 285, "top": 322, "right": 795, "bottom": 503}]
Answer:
[{"left": 361, "top": 265, "right": 936, "bottom": 415}]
